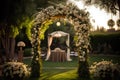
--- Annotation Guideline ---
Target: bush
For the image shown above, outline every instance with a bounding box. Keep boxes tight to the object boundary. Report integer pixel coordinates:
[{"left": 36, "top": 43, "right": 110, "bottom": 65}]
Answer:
[
  {"left": 2, "top": 62, "right": 30, "bottom": 80},
  {"left": 90, "top": 60, "right": 120, "bottom": 80},
  {"left": 90, "top": 32, "right": 120, "bottom": 55},
  {"left": 24, "top": 48, "right": 32, "bottom": 57}
]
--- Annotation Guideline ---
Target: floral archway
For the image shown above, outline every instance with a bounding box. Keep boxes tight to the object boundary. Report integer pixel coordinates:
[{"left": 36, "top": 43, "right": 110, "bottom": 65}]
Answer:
[{"left": 31, "top": 3, "right": 91, "bottom": 78}]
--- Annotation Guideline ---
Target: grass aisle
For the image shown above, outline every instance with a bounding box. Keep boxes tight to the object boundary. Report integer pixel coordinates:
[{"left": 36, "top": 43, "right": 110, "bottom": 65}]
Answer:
[{"left": 23, "top": 55, "right": 120, "bottom": 80}]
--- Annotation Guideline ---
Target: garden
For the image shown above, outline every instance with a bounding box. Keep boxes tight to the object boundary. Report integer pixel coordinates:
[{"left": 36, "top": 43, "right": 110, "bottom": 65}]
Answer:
[
  {"left": 0, "top": 0, "right": 120, "bottom": 80},
  {"left": 22, "top": 54, "right": 120, "bottom": 80}
]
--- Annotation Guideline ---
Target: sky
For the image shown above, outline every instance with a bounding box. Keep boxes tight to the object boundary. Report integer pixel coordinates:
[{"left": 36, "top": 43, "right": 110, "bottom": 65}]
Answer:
[{"left": 68, "top": 0, "right": 119, "bottom": 30}]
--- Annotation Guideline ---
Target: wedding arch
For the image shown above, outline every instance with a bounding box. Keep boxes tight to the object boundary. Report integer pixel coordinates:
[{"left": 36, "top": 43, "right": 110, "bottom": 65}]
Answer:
[
  {"left": 45, "top": 31, "right": 72, "bottom": 61},
  {"left": 30, "top": 3, "right": 91, "bottom": 78}
]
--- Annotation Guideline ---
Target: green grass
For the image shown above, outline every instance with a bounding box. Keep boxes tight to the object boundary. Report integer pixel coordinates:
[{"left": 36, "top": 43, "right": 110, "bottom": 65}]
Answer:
[
  {"left": 23, "top": 55, "right": 120, "bottom": 80},
  {"left": 47, "top": 69, "right": 78, "bottom": 80},
  {"left": 42, "top": 57, "right": 78, "bottom": 67}
]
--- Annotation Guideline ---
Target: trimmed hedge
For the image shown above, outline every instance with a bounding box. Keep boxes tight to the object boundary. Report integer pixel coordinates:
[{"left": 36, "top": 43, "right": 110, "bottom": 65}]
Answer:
[{"left": 90, "top": 31, "right": 120, "bottom": 54}]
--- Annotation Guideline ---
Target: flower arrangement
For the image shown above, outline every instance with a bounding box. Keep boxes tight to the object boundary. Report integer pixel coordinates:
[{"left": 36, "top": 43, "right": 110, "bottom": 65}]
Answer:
[
  {"left": 90, "top": 60, "right": 120, "bottom": 80},
  {"left": 2, "top": 62, "right": 30, "bottom": 80}
]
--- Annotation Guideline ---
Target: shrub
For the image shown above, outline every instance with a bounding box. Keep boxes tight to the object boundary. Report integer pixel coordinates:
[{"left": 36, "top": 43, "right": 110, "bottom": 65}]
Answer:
[
  {"left": 90, "top": 60, "right": 120, "bottom": 80},
  {"left": 2, "top": 62, "right": 30, "bottom": 80}
]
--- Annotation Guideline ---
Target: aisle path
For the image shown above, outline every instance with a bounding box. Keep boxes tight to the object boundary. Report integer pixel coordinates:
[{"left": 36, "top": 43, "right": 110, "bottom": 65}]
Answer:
[
  {"left": 43, "top": 67, "right": 77, "bottom": 69},
  {"left": 23, "top": 57, "right": 77, "bottom": 70}
]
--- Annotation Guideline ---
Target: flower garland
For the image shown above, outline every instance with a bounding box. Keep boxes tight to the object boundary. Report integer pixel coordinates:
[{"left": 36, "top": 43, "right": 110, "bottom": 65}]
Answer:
[{"left": 31, "top": 3, "right": 91, "bottom": 77}]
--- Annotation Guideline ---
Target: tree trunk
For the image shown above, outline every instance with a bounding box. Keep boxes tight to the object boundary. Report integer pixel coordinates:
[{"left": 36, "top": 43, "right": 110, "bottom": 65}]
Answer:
[
  {"left": 1, "top": 37, "right": 15, "bottom": 62},
  {"left": 10, "top": 38, "right": 15, "bottom": 60},
  {"left": 1, "top": 37, "right": 10, "bottom": 61}
]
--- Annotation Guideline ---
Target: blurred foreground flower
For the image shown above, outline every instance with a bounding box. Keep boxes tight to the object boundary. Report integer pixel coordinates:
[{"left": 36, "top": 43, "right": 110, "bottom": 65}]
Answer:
[
  {"left": 2, "top": 62, "right": 30, "bottom": 80},
  {"left": 90, "top": 60, "right": 120, "bottom": 80}
]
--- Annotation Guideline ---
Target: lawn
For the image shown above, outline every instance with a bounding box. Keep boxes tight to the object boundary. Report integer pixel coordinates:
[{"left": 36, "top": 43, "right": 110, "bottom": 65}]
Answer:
[{"left": 23, "top": 54, "right": 120, "bottom": 80}]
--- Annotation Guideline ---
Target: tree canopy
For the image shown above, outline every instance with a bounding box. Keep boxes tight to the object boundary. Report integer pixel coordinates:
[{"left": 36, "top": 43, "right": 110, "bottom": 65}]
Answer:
[
  {"left": 83, "top": 0, "right": 120, "bottom": 17},
  {"left": 0, "top": 0, "right": 35, "bottom": 61}
]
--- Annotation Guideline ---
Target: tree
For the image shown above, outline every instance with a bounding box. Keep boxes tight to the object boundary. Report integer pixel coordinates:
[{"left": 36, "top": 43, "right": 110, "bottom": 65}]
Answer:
[
  {"left": 107, "top": 19, "right": 115, "bottom": 28},
  {"left": 0, "top": 0, "right": 35, "bottom": 61},
  {"left": 33, "top": 0, "right": 67, "bottom": 10},
  {"left": 83, "top": 0, "right": 120, "bottom": 17}
]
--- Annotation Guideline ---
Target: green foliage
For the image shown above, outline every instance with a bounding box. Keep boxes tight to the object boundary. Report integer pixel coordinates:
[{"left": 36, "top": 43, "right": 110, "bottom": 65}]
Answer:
[
  {"left": 25, "top": 20, "right": 33, "bottom": 40},
  {"left": 24, "top": 48, "right": 32, "bottom": 57},
  {"left": 30, "top": 39, "right": 42, "bottom": 77},
  {"left": 48, "top": 70, "right": 78, "bottom": 80},
  {"left": 31, "top": 3, "right": 91, "bottom": 78},
  {"left": 19, "top": 17, "right": 33, "bottom": 40},
  {"left": 10, "top": 25, "right": 19, "bottom": 38},
  {"left": 23, "top": 55, "right": 120, "bottom": 80},
  {"left": 83, "top": 0, "right": 120, "bottom": 15},
  {"left": 0, "top": 0, "right": 36, "bottom": 39},
  {"left": 31, "top": 55, "right": 42, "bottom": 77},
  {"left": 78, "top": 61, "right": 90, "bottom": 79},
  {"left": 74, "top": 35, "right": 78, "bottom": 45},
  {"left": 90, "top": 32, "right": 120, "bottom": 54},
  {"left": 39, "top": 20, "right": 53, "bottom": 40}
]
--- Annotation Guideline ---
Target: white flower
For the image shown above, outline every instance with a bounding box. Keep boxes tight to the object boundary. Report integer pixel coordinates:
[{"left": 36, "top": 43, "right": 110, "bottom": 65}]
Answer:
[{"left": 3, "top": 62, "right": 30, "bottom": 79}]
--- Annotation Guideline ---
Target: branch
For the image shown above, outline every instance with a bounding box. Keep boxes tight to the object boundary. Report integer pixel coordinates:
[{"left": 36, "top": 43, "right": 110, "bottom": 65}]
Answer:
[
  {"left": 47, "top": 1, "right": 64, "bottom": 7},
  {"left": 113, "top": 6, "right": 119, "bottom": 11},
  {"left": 48, "top": 1, "right": 58, "bottom": 6}
]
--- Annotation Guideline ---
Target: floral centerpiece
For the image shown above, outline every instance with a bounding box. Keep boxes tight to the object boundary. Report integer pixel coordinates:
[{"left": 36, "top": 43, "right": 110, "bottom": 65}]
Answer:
[
  {"left": 2, "top": 62, "right": 30, "bottom": 80},
  {"left": 90, "top": 60, "right": 120, "bottom": 80}
]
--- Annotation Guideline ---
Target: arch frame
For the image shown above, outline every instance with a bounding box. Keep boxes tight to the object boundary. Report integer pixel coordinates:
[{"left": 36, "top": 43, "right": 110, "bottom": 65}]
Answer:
[{"left": 31, "top": 3, "right": 91, "bottom": 78}]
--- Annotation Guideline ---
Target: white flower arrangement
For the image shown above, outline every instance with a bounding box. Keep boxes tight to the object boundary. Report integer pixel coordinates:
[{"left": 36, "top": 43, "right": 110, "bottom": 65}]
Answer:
[
  {"left": 90, "top": 60, "right": 120, "bottom": 80},
  {"left": 2, "top": 62, "right": 30, "bottom": 80}
]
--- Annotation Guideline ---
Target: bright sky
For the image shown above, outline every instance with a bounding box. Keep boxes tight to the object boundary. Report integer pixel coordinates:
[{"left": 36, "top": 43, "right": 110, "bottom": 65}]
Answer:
[{"left": 68, "top": 0, "right": 119, "bottom": 30}]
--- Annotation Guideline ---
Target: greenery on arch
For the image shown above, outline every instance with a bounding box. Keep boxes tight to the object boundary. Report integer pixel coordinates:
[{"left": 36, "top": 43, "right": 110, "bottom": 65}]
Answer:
[{"left": 31, "top": 3, "right": 91, "bottom": 78}]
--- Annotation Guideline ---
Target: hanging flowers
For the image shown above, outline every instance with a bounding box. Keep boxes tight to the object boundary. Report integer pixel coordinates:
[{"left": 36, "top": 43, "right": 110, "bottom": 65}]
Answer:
[
  {"left": 116, "top": 19, "right": 120, "bottom": 27},
  {"left": 107, "top": 19, "right": 115, "bottom": 28}
]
